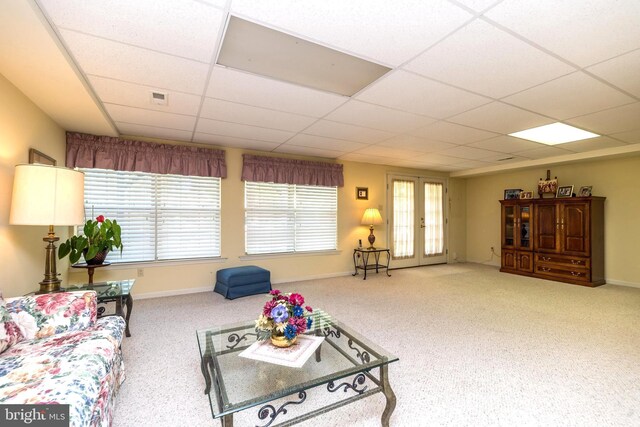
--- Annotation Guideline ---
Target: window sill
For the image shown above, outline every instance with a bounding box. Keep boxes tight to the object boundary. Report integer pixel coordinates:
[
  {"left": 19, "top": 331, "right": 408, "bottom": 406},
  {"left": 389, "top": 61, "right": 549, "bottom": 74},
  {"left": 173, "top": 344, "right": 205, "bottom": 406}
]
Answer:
[
  {"left": 239, "top": 250, "right": 342, "bottom": 261},
  {"left": 67, "top": 257, "right": 228, "bottom": 272}
]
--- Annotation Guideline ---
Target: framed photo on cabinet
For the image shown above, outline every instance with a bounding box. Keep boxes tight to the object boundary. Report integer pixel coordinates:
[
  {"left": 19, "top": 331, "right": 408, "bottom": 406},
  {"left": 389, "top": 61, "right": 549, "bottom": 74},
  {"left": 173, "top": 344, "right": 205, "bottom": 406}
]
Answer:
[
  {"left": 556, "top": 185, "right": 573, "bottom": 198},
  {"left": 579, "top": 186, "right": 592, "bottom": 197}
]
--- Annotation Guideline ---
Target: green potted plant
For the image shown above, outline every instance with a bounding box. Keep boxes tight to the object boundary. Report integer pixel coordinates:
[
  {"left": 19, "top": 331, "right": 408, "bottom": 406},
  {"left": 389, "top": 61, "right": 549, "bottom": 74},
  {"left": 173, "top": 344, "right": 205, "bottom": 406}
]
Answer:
[{"left": 59, "top": 215, "right": 123, "bottom": 265}]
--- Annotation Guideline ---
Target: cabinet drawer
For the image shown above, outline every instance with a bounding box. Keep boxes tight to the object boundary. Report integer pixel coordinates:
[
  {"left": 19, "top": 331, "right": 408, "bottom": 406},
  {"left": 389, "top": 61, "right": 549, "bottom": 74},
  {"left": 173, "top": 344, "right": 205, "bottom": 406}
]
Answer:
[
  {"left": 534, "top": 264, "right": 590, "bottom": 282},
  {"left": 534, "top": 253, "right": 590, "bottom": 269}
]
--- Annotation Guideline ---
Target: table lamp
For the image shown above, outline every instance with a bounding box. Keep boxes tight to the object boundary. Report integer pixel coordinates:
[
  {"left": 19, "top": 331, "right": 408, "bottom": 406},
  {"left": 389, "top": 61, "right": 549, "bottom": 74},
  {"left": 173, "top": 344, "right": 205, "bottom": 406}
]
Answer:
[
  {"left": 361, "top": 208, "right": 383, "bottom": 249},
  {"left": 10, "top": 164, "right": 85, "bottom": 293}
]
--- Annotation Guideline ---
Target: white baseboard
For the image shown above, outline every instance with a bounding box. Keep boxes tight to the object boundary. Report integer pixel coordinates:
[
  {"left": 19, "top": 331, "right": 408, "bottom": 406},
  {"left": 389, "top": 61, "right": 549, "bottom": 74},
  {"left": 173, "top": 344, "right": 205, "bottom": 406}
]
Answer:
[
  {"left": 605, "top": 279, "right": 640, "bottom": 289},
  {"left": 133, "top": 271, "right": 353, "bottom": 300},
  {"left": 134, "top": 285, "right": 214, "bottom": 300}
]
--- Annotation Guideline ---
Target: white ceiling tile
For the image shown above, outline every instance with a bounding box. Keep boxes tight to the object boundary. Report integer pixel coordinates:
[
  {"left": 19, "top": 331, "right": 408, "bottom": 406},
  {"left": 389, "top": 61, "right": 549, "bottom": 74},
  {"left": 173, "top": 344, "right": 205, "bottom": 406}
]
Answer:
[
  {"left": 60, "top": 30, "right": 209, "bottom": 94},
  {"left": 512, "top": 146, "right": 574, "bottom": 160},
  {"left": 409, "top": 121, "right": 498, "bottom": 144},
  {"left": 207, "top": 66, "right": 347, "bottom": 117},
  {"left": 200, "top": 98, "right": 317, "bottom": 132},
  {"left": 196, "top": 118, "right": 294, "bottom": 143},
  {"left": 105, "top": 104, "right": 196, "bottom": 131},
  {"left": 486, "top": 0, "right": 640, "bottom": 67},
  {"left": 503, "top": 72, "right": 635, "bottom": 120},
  {"left": 377, "top": 135, "right": 457, "bottom": 153},
  {"left": 559, "top": 136, "right": 629, "bottom": 153},
  {"left": 325, "top": 100, "right": 435, "bottom": 133},
  {"left": 357, "top": 70, "right": 491, "bottom": 118},
  {"left": 338, "top": 153, "right": 393, "bottom": 166},
  {"left": 566, "top": 103, "right": 640, "bottom": 135},
  {"left": 467, "top": 135, "right": 545, "bottom": 153},
  {"left": 116, "top": 122, "right": 194, "bottom": 142},
  {"left": 274, "top": 145, "right": 342, "bottom": 159},
  {"left": 610, "top": 129, "right": 640, "bottom": 144},
  {"left": 416, "top": 153, "right": 468, "bottom": 165},
  {"left": 405, "top": 19, "right": 574, "bottom": 98},
  {"left": 385, "top": 159, "right": 445, "bottom": 170},
  {"left": 454, "top": 0, "right": 502, "bottom": 13},
  {"left": 448, "top": 102, "right": 553, "bottom": 134},
  {"left": 40, "top": 0, "right": 224, "bottom": 62},
  {"left": 198, "top": 0, "right": 227, "bottom": 8},
  {"left": 478, "top": 153, "right": 528, "bottom": 163},
  {"left": 193, "top": 133, "right": 281, "bottom": 151},
  {"left": 88, "top": 76, "right": 201, "bottom": 116},
  {"left": 587, "top": 49, "right": 640, "bottom": 98},
  {"left": 231, "top": 0, "right": 473, "bottom": 66},
  {"left": 354, "top": 145, "right": 424, "bottom": 160},
  {"left": 286, "top": 134, "right": 367, "bottom": 152},
  {"left": 449, "top": 159, "right": 492, "bottom": 168},
  {"left": 303, "top": 120, "right": 394, "bottom": 143},
  {"left": 436, "top": 145, "right": 502, "bottom": 160}
]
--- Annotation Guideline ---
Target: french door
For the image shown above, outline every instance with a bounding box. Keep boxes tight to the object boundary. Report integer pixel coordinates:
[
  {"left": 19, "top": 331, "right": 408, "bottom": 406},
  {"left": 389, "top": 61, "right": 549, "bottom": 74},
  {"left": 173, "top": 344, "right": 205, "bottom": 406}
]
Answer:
[{"left": 387, "top": 175, "right": 447, "bottom": 268}]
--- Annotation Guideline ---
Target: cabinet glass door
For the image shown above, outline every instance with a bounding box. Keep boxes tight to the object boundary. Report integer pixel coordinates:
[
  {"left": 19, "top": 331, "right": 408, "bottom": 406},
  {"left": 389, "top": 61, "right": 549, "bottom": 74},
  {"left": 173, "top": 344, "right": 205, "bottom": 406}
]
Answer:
[
  {"left": 504, "top": 205, "right": 515, "bottom": 246},
  {"left": 519, "top": 205, "right": 532, "bottom": 249}
]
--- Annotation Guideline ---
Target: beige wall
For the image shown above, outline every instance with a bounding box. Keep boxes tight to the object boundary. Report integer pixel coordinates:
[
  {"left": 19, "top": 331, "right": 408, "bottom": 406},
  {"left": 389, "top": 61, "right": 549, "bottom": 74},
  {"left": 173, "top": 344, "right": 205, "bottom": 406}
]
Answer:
[
  {"left": 65, "top": 147, "right": 460, "bottom": 297},
  {"left": 465, "top": 156, "right": 640, "bottom": 286},
  {"left": 0, "top": 73, "right": 69, "bottom": 297}
]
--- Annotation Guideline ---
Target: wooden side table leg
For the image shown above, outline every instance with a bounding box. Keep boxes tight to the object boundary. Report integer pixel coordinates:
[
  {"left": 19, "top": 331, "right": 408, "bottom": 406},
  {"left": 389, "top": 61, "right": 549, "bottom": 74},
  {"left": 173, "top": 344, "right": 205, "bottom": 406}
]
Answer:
[{"left": 87, "top": 266, "right": 95, "bottom": 284}]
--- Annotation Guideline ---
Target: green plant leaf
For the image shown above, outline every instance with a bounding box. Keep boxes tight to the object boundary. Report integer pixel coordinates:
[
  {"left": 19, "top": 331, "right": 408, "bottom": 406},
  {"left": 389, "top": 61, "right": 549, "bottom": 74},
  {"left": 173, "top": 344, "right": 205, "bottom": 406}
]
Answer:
[
  {"left": 85, "top": 246, "right": 99, "bottom": 260},
  {"left": 58, "top": 242, "right": 71, "bottom": 259}
]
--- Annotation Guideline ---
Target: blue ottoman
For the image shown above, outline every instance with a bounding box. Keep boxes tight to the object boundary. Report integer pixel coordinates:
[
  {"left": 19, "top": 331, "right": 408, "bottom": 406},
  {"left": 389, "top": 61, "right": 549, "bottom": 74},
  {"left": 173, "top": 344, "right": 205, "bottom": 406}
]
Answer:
[{"left": 214, "top": 266, "right": 271, "bottom": 299}]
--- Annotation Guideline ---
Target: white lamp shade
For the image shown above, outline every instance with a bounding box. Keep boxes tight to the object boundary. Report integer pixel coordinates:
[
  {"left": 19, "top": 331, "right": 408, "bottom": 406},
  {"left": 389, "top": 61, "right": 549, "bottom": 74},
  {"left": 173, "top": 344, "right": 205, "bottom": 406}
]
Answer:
[
  {"left": 10, "top": 164, "right": 85, "bottom": 226},
  {"left": 361, "top": 208, "right": 383, "bottom": 226}
]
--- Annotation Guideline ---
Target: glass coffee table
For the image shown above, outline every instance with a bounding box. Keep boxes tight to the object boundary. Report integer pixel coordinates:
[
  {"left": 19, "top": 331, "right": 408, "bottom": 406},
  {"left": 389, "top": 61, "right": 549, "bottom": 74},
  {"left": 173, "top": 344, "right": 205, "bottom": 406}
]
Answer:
[{"left": 197, "top": 311, "right": 398, "bottom": 426}]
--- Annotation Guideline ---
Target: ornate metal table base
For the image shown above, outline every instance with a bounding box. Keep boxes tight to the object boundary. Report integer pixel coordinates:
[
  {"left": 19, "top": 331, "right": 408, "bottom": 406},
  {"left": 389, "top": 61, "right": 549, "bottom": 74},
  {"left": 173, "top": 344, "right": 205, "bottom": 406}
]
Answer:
[
  {"left": 199, "top": 319, "right": 397, "bottom": 426},
  {"left": 97, "top": 294, "right": 133, "bottom": 337},
  {"left": 353, "top": 248, "right": 392, "bottom": 280}
]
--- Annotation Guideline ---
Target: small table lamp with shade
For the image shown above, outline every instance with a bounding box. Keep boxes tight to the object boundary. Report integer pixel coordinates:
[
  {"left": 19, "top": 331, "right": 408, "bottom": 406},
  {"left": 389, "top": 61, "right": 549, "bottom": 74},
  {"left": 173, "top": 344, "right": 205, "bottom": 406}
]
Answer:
[
  {"left": 361, "top": 208, "right": 383, "bottom": 249},
  {"left": 9, "top": 164, "right": 85, "bottom": 293}
]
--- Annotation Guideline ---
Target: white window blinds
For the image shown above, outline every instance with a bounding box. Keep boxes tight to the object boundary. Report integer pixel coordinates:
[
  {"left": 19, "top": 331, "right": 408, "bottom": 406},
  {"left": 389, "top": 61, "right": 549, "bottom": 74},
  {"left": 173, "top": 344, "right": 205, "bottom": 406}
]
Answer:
[
  {"left": 245, "top": 182, "right": 337, "bottom": 255},
  {"left": 82, "top": 169, "right": 221, "bottom": 263}
]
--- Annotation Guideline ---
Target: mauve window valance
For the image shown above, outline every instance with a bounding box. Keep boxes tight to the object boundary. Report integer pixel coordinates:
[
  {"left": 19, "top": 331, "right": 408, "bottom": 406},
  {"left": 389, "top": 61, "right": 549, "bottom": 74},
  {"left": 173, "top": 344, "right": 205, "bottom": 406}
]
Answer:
[
  {"left": 241, "top": 154, "right": 344, "bottom": 187},
  {"left": 65, "top": 132, "right": 227, "bottom": 178}
]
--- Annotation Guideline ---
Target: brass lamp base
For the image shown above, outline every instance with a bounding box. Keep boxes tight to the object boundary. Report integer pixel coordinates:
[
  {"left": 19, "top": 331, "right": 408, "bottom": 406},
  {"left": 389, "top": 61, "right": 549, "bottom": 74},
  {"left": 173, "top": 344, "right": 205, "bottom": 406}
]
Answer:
[{"left": 39, "top": 229, "right": 62, "bottom": 293}]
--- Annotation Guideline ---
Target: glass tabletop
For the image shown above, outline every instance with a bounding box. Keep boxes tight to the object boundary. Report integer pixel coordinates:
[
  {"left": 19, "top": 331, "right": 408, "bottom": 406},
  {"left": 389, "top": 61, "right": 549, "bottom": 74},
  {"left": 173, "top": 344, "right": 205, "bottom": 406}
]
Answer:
[
  {"left": 65, "top": 279, "right": 134, "bottom": 298},
  {"left": 196, "top": 310, "right": 398, "bottom": 419}
]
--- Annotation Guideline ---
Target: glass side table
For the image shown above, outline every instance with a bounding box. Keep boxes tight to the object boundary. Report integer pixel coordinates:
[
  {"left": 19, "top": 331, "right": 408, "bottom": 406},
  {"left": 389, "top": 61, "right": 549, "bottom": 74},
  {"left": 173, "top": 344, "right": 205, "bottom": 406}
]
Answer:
[
  {"left": 66, "top": 279, "right": 135, "bottom": 337},
  {"left": 353, "top": 247, "right": 391, "bottom": 280}
]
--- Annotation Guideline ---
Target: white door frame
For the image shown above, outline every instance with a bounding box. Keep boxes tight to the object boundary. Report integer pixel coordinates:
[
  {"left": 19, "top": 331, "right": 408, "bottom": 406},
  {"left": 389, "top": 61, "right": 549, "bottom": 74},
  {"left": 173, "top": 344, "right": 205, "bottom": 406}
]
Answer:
[{"left": 386, "top": 173, "right": 448, "bottom": 268}]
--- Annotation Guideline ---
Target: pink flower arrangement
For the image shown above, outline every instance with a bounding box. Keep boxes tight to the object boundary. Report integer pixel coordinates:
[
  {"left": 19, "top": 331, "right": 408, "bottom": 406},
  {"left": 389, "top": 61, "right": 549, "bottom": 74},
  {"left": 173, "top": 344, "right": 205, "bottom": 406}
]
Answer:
[{"left": 255, "top": 290, "right": 314, "bottom": 341}]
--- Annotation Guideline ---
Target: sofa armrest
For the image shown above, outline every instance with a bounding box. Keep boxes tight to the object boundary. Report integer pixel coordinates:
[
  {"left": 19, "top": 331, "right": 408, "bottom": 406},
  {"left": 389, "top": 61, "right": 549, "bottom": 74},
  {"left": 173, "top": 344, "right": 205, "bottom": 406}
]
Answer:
[{"left": 5, "top": 291, "right": 98, "bottom": 340}]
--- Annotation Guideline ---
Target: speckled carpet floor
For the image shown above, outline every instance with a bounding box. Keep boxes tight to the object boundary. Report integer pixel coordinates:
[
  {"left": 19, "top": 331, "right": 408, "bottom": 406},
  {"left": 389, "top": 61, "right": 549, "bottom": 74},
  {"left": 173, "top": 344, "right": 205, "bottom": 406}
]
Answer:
[{"left": 112, "top": 263, "right": 640, "bottom": 426}]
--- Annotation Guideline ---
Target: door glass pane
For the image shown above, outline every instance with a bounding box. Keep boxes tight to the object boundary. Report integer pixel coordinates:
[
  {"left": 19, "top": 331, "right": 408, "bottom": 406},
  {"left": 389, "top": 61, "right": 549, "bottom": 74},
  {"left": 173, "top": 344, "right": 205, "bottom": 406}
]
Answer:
[
  {"left": 520, "top": 205, "right": 531, "bottom": 248},
  {"left": 424, "top": 182, "right": 444, "bottom": 256},
  {"left": 505, "top": 206, "right": 515, "bottom": 246},
  {"left": 393, "top": 180, "right": 414, "bottom": 258}
]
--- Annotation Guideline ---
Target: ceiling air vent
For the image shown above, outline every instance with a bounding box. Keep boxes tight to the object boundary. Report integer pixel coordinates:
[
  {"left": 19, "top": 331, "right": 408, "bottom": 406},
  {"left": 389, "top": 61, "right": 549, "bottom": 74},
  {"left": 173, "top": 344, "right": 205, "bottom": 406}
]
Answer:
[
  {"left": 497, "top": 157, "right": 515, "bottom": 161},
  {"left": 150, "top": 91, "right": 168, "bottom": 106}
]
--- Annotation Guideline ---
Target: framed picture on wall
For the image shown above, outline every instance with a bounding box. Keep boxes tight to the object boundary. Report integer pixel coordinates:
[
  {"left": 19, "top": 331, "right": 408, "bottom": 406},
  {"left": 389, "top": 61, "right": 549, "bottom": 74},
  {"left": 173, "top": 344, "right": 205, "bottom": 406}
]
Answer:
[
  {"left": 356, "top": 187, "right": 368, "bottom": 200},
  {"left": 28, "top": 148, "right": 56, "bottom": 166}
]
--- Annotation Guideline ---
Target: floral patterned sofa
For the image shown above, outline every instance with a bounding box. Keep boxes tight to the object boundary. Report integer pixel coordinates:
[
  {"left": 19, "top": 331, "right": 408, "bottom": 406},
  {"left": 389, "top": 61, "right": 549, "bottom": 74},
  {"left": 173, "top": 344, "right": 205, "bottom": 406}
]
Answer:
[{"left": 0, "top": 291, "right": 125, "bottom": 426}]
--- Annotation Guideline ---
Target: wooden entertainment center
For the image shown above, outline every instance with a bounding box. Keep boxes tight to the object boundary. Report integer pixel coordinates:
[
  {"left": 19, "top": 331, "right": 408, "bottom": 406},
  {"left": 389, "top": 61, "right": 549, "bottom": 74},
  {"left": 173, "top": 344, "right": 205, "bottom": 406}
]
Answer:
[{"left": 500, "top": 197, "right": 605, "bottom": 287}]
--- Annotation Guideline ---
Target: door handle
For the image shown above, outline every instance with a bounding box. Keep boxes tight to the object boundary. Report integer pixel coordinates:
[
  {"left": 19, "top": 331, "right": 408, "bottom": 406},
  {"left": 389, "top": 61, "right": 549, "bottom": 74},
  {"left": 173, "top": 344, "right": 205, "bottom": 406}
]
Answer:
[{"left": 420, "top": 218, "right": 425, "bottom": 228}]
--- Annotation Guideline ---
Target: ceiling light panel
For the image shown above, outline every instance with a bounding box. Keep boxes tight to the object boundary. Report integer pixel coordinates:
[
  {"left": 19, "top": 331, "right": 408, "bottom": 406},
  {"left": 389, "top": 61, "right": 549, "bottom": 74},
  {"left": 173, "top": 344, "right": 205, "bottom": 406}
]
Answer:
[
  {"left": 509, "top": 123, "right": 599, "bottom": 145},
  {"left": 60, "top": 30, "right": 209, "bottom": 94},
  {"left": 356, "top": 70, "right": 491, "bottom": 119},
  {"left": 207, "top": 66, "right": 347, "bottom": 117},
  {"left": 405, "top": 19, "right": 574, "bottom": 98},
  {"left": 218, "top": 17, "right": 391, "bottom": 96},
  {"left": 39, "top": 0, "right": 224, "bottom": 62},
  {"left": 467, "top": 135, "right": 544, "bottom": 153},
  {"left": 230, "top": 0, "right": 473, "bottom": 66},
  {"left": 486, "top": 0, "right": 640, "bottom": 67}
]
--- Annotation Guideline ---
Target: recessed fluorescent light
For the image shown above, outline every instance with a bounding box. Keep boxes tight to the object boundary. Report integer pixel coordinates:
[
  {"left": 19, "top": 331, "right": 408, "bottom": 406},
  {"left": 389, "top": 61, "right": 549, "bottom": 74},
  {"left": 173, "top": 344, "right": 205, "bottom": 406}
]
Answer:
[
  {"left": 217, "top": 17, "right": 391, "bottom": 96},
  {"left": 509, "top": 123, "right": 599, "bottom": 145}
]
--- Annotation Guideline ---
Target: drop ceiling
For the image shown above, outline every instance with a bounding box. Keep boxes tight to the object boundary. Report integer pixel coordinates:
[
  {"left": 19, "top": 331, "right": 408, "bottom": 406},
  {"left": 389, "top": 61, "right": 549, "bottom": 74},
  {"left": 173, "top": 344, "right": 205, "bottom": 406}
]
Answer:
[{"left": 6, "top": 0, "right": 640, "bottom": 175}]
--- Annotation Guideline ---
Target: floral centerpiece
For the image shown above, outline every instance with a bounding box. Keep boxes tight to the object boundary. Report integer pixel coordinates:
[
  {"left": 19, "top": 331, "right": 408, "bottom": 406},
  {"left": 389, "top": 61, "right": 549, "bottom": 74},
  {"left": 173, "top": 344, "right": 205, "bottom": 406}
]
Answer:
[
  {"left": 58, "top": 215, "right": 123, "bottom": 265},
  {"left": 255, "top": 290, "right": 313, "bottom": 348}
]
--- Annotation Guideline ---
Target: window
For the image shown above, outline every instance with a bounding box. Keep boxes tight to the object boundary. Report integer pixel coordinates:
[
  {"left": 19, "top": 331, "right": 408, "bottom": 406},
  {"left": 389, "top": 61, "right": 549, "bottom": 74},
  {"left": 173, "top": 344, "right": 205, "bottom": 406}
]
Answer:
[
  {"left": 82, "top": 169, "right": 221, "bottom": 263},
  {"left": 245, "top": 182, "right": 337, "bottom": 255}
]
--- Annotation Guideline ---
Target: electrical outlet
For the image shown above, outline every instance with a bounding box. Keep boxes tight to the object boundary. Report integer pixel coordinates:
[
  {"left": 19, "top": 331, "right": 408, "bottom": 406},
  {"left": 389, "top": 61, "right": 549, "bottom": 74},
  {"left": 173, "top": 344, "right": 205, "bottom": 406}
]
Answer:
[{"left": 137, "top": 268, "right": 144, "bottom": 277}]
